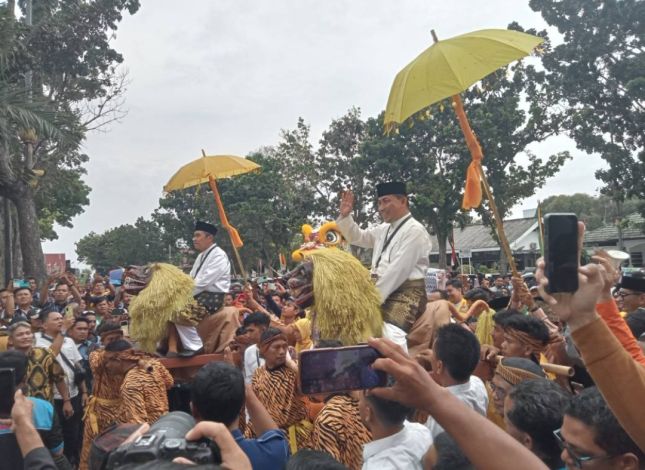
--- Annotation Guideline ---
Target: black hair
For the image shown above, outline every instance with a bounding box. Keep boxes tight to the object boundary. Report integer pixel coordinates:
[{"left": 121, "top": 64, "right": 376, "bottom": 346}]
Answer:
[
  {"left": 432, "top": 432, "right": 473, "bottom": 470},
  {"left": 464, "top": 288, "right": 489, "bottom": 302},
  {"left": 96, "top": 321, "right": 121, "bottom": 336},
  {"left": 434, "top": 324, "right": 480, "bottom": 382},
  {"left": 104, "top": 339, "right": 133, "bottom": 352},
  {"left": 365, "top": 394, "right": 412, "bottom": 427},
  {"left": 234, "top": 326, "right": 247, "bottom": 336},
  {"left": 260, "top": 327, "right": 283, "bottom": 344},
  {"left": 286, "top": 449, "right": 349, "bottom": 470},
  {"left": 94, "top": 296, "right": 108, "bottom": 304},
  {"left": 492, "top": 309, "right": 522, "bottom": 327},
  {"left": 54, "top": 281, "right": 70, "bottom": 290},
  {"left": 38, "top": 306, "right": 59, "bottom": 322},
  {"left": 565, "top": 387, "right": 644, "bottom": 460},
  {"left": 502, "top": 314, "right": 550, "bottom": 345},
  {"left": 0, "top": 350, "right": 29, "bottom": 385},
  {"left": 73, "top": 317, "right": 90, "bottom": 326},
  {"left": 446, "top": 279, "right": 463, "bottom": 290},
  {"left": 26, "top": 276, "right": 36, "bottom": 282},
  {"left": 191, "top": 362, "right": 245, "bottom": 426},
  {"left": 243, "top": 312, "right": 270, "bottom": 329},
  {"left": 430, "top": 289, "right": 449, "bottom": 300},
  {"left": 13, "top": 287, "right": 31, "bottom": 296},
  {"left": 499, "top": 357, "right": 546, "bottom": 378},
  {"left": 507, "top": 379, "right": 570, "bottom": 468},
  {"left": 316, "top": 339, "right": 343, "bottom": 349}
]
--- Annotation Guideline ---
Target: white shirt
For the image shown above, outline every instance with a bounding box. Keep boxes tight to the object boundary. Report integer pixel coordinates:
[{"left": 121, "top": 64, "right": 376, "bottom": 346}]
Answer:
[
  {"left": 362, "top": 421, "right": 432, "bottom": 470},
  {"left": 243, "top": 344, "right": 264, "bottom": 385},
  {"left": 190, "top": 244, "right": 231, "bottom": 296},
  {"left": 425, "top": 376, "right": 488, "bottom": 438},
  {"left": 35, "top": 333, "right": 83, "bottom": 399},
  {"left": 336, "top": 214, "right": 431, "bottom": 302}
]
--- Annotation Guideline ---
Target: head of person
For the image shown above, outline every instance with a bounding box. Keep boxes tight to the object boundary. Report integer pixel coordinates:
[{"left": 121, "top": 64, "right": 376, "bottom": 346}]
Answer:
[
  {"left": 446, "top": 280, "right": 463, "bottom": 304},
  {"left": 191, "top": 362, "right": 245, "bottom": 427},
  {"left": 91, "top": 280, "right": 105, "bottom": 295},
  {"left": 286, "top": 449, "right": 349, "bottom": 470},
  {"left": 463, "top": 288, "right": 489, "bottom": 306},
  {"left": 494, "top": 277, "right": 505, "bottom": 288},
  {"left": 376, "top": 181, "right": 409, "bottom": 223},
  {"left": 0, "top": 288, "right": 11, "bottom": 308},
  {"left": 505, "top": 379, "right": 570, "bottom": 469},
  {"left": 281, "top": 299, "right": 301, "bottom": 321},
  {"left": 39, "top": 308, "right": 63, "bottom": 336},
  {"left": 68, "top": 317, "right": 90, "bottom": 343},
  {"left": 424, "top": 432, "right": 473, "bottom": 470},
  {"left": 94, "top": 297, "right": 110, "bottom": 316},
  {"left": 13, "top": 287, "right": 32, "bottom": 309},
  {"left": 8, "top": 321, "right": 34, "bottom": 350},
  {"left": 121, "top": 292, "right": 132, "bottom": 306},
  {"left": 96, "top": 321, "right": 123, "bottom": 346},
  {"left": 559, "top": 386, "right": 644, "bottom": 470},
  {"left": 192, "top": 220, "right": 218, "bottom": 252},
  {"left": 501, "top": 314, "right": 550, "bottom": 362},
  {"left": 617, "top": 275, "right": 645, "bottom": 314},
  {"left": 428, "top": 289, "right": 448, "bottom": 302},
  {"left": 271, "top": 294, "right": 283, "bottom": 306},
  {"left": 481, "top": 278, "right": 491, "bottom": 289},
  {"left": 53, "top": 282, "right": 70, "bottom": 304},
  {"left": 259, "top": 327, "right": 288, "bottom": 369},
  {"left": 83, "top": 312, "right": 97, "bottom": 333},
  {"left": 223, "top": 293, "right": 234, "bottom": 307},
  {"left": 27, "top": 277, "right": 37, "bottom": 292},
  {"left": 490, "top": 357, "right": 545, "bottom": 416},
  {"left": 243, "top": 312, "right": 270, "bottom": 344},
  {"left": 429, "top": 324, "right": 480, "bottom": 387},
  {"left": 491, "top": 308, "right": 520, "bottom": 349},
  {"left": 104, "top": 339, "right": 136, "bottom": 375},
  {"left": 358, "top": 393, "right": 412, "bottom": 434},
  {"left": 0, "top": 350, "right": 29, "bottom": 390}
]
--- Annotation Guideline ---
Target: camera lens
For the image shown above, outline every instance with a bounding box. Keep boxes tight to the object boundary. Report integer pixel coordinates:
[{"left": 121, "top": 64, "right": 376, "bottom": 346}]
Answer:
[{"left": 148, "top": 411, "right": 196, "bottom": 441}]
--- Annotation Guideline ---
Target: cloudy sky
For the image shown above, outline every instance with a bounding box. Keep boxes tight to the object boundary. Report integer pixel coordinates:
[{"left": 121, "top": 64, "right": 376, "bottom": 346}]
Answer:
[{"left": 43, "top": 0, "right": 606, "bottom": 264}]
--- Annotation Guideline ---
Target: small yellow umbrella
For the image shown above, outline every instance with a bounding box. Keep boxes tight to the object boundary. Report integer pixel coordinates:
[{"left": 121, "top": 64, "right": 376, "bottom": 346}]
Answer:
[
  {"left": 164, "top": 151, "right": 261, "bottom": 278},
  {"left": 383, "top": 28, "right": 544, "bottom": 275}
]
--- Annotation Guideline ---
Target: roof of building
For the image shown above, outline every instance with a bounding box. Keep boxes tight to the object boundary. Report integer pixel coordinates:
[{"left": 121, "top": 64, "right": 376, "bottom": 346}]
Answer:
[
  {"left": 583, "top": 213, "right": 645, "bottom": 245},
  {"left": 430, "top": 217, "right": 537, "bottom": 254}
]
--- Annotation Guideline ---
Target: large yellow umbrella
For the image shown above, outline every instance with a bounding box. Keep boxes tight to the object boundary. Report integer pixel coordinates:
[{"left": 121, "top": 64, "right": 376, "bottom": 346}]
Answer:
[
  {"left": 383, "top": 28, "right": 544, "bottom": 275},
  {"left": 164, "top": 151, "right": 261, "bottom": 278}
]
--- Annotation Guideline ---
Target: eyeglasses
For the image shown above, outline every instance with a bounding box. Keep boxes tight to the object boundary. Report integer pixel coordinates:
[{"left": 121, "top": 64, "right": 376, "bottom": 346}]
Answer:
[
  {"left": 553, "top": 428, "right": 612, "bottom": 468},
  {"left": 616, "top": 291, "right": 639, "bottom": 299}
]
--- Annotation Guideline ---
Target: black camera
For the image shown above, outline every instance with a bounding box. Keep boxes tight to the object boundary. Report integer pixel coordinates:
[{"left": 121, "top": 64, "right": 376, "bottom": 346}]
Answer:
[{"left": 105, "top": 412, "right": 221, "bottom": 468}]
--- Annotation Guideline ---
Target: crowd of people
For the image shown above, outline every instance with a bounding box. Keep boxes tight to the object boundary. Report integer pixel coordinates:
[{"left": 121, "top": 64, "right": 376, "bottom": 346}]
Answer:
[{"left": 0, "top": 181, "right": 644, "bottom": 470}]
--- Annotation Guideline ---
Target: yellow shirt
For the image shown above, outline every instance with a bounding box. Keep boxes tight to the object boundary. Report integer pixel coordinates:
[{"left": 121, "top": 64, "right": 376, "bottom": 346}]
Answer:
[{"left": 294, "top": 317, "right": 313, "bottom": 354}]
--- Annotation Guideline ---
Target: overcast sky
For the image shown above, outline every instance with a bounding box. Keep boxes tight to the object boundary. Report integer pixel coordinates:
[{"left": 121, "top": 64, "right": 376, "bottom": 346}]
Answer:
[{"left": 43, "top": 0, "right": 606, "bottom": 265}]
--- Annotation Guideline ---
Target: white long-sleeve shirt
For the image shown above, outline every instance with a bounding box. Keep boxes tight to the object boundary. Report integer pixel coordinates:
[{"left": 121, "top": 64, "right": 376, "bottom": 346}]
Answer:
[
  {"left": 336, "top": 213, "right": 431, "bottom": 302},
  {"left": 190, "top": 244, "right": 231, "bottom": 296}
]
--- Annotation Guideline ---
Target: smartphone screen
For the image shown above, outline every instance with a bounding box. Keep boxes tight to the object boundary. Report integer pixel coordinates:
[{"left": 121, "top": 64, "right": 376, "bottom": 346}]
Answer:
[
  {"left": 544, "top": 213, "right": 579, "bottom": 293},
  {"left": 0, "top": 368, "right": 16, "bottom": 418},
  {"left": 299, "top": 345, "right": 387, "bottom": 395}
]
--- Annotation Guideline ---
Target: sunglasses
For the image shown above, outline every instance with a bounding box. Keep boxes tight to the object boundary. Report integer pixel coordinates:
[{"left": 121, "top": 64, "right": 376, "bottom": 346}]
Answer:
[{"left": 553, "top": 428, "right": 612, "bottom": 468}]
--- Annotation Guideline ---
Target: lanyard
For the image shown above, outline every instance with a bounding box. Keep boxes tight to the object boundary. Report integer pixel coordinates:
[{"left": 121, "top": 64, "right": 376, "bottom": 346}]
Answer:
[
  {"left": 374, "top": 215, "right": 413, "bottom": 271},
  {"left": 194, "top": 245, "right": 217, "bottom": 277}
]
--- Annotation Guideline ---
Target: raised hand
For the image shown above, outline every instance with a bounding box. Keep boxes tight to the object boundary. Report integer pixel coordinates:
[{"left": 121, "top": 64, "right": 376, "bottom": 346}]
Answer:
[{"left": 339, "top": 190, "right": 354, "bottom": 218}]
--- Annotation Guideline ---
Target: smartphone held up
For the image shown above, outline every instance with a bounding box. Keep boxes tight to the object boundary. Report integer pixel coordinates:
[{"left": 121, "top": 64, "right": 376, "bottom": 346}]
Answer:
[
  {"left": 544, "top": 213, "right": 579, "bottom": 293},
  {"left": 299, "top": 345, "right": 386, "bottom": 395}
]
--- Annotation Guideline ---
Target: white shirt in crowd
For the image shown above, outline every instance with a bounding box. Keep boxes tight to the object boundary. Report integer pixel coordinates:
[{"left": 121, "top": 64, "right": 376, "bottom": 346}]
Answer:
[
  {"left": 425, "top": 375, "right": 488, "bottom": 439},
  {"left": 336, "top": 213, "right": 431, "bottom": 303},
  {"left": 34, "top": 333, "right": 82, "bottom": 400},
  {"left": 243, "top": 344, "right": 264, "bottom": 385},
  {"left": 362, "top": 421, "right": 433, "bottom": 470},
  {"left": 190, "top": 244, "right": 231, "bottom": 296}
]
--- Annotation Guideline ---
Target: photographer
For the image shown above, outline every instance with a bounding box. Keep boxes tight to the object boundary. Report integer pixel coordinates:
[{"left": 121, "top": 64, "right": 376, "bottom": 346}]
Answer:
[{"left": 0, "top": 351, "right": 72, "bottom": 470}]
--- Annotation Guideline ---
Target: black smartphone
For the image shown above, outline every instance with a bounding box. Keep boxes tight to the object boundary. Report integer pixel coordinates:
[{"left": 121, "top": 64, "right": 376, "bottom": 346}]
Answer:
[
  {"left": 299, "top": 345, "right": 387, "bottom": 395},
  {"left": 0, "top": 368, "right": 16, "bottom": 419},
  {"left": 544, "top": 213, "right": 579, "bottom": 293}
]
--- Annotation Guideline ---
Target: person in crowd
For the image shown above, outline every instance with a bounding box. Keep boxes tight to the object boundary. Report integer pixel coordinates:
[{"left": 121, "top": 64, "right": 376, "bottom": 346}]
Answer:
[
  {"left": 191, "top": 361, "right": 290, "bottom": 469},
  {"left": 558, "top": 387, "right": 643, "bottom": 470},
  {"left": 0, "top": 287, "right": 15, "bottom": 327},
  {"left": 359, "top": 393, "right": 432, "bottom": 470},
  {"left": 251, "top": 328, "right": 310, "bottom": 451},
  {"left": 617, "top": 274, "right": 645, "bottom": 338},
  {"left": 8, "top": 321, "right": 71, "bottom": 405},
  {"left": 35, "top": 309, "right": 87, "bottom": 467},
  {"left": 78, "top": 322, "right": 125, "bottom": 470},
  {"left": 242, "top": 312, "right": 271, "bottom": 384},
  {"left": 67, "top": 317, "right": 93, "bottom": 392},
  {"left": 27, "top": 276, "right": 40, "bottom": 304},
  {"left": 497, "top": 314, "right": 551, "bottom": 364},
  {"left": 93, "top": 297, "right": 111, "bottom": 323},
  {"left": 82, "top": 312, "right": 99, "bottom": 346},
  {"left": 336, "top": 182, "right": 431, "bottom": 333},
  {"left": 446, "top": 279, "right": 469, "bottom": 318},
  {"left": 427, "top": 289, "right": 448, "bottom": 302},
  {"left": 306, "top": 340, "right": 371, "bottom": 470},
  {"left": 424, "top": 324, "right": 487, "bottom": 438},
  {"left": 504, "top": 379, "right": 569, "bottom": 469},
  {"left": 463, "top": 288, "right": 495, "bottom": 345},
  {"left": 488, "top": 357, "right": 546, "bottom": 428},
  {"left": 40, "top": 274, "right": 82, "bottom": 313},
  {"left": 286, "top": 449, "right": 349, "bottom": 470},
  {"left": 13, "top": 286, "right": 38, "bottom": 324},
  {"left": 407, "top": 298, "right": 454, "bottom": 358},
  {"left": 104, "top": 339, "right": 173, "bottom": 424},
  {"left": 0, "top": 352, "right": 72, "bottom": 470},
  {"left": 423, "top": 432, "right": 473, "bottom": 470}
]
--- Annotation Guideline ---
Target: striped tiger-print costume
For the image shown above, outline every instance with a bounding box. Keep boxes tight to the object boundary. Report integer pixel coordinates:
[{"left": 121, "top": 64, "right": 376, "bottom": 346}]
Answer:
[
  {"left": 251, "top": 365, "right": 311, "bottom": 449},
  {"left": 308, "top": 394, "right": 372, "bottom": 470},
  {"left": 117, "top": 359, "right": 174, "bottom": 424}
]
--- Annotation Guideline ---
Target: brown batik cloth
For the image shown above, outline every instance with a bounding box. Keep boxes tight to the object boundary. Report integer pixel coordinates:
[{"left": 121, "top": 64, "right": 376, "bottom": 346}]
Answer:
[{"left": 381, "top": 279, "right": 427, "bottom": 333}]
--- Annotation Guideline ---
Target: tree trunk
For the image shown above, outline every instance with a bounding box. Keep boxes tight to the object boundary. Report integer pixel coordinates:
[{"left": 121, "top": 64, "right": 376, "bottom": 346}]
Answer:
[
  {"left": 11, "top": 188, "right": 46, "bottom": 282},
  {"left": 437, "top": 231, "right": 448, "bottom": 270}
]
